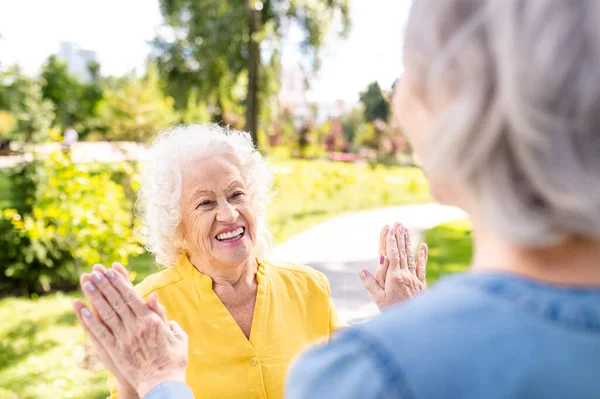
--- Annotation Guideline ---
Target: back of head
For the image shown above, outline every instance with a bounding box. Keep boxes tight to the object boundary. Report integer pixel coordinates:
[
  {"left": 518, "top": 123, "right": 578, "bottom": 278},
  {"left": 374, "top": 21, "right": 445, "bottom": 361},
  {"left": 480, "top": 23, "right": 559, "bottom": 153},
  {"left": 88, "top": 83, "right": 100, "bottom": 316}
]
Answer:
[{"left": 404, "top": 0, "right": 600, "bottom": 246}]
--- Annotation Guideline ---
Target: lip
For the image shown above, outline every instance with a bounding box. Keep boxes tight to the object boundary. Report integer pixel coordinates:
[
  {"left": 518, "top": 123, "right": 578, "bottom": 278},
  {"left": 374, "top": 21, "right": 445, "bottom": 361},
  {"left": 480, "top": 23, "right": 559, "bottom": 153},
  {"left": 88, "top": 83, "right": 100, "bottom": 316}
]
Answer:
[{"left": 215, "top": 225, "right": 245, "bottom": 237}]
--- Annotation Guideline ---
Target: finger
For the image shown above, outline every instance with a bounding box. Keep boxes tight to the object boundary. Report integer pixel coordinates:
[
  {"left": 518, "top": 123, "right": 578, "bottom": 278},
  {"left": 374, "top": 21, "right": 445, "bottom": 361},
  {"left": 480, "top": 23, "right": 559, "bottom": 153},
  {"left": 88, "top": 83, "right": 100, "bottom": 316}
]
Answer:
[
  {"left": 91, "top": 266, "right": 136, "bottom": 324},
  {"left": 72, "top": 299, "right": 117, "bottom": 350},
  {"left": 104, "top": 266, "right": 150, "bottom": 319},
  {"left": 416, "top": 243, "right": 428, "bottom": 284},
  {"left": 375, "top": 255, "right": 390, "bottom": 288},
  {"left": 169, "top": 320, "right": 188, "bottom": 342},
  {"left": 359, "top": 269, "right": 385, "bottom": 304},
  {"left": 147, "top": 293, "right": 168, "bottom": 324},
  {"left": 379, "top": 225, "right": 390, "bottom": 258},
  {"left": 80, "top": 274, "right": 124, "bottom": 335},
  {"left": 395, "top": 225, "right": 409, "bottom": 270},
  {"left": 386, "top": 227, "right": 401, "bottom": 272},
  {"left": 112, "top": 262, "right": 133, "bottom": 286},
  {"left": 404, "top": 228, "right": 416, "bottom": 273}
]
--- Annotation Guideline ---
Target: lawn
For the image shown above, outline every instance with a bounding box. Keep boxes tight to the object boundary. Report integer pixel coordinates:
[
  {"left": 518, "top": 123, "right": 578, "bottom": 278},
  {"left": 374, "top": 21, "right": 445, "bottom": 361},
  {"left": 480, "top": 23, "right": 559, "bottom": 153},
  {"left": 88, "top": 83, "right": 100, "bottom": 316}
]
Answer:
[
  {"left": 423, "top": 218, "right": 473, "bottom": 283},
  {"left": 0, "top": 158, "right": 437, "bottom": 398}
]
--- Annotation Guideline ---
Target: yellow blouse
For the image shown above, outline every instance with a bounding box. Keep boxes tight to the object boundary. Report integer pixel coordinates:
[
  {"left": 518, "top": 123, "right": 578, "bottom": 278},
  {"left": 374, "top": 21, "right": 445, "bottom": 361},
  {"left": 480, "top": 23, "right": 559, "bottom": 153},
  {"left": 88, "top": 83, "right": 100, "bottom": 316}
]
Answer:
[{"left": 108, "top": 257, "right": 345, "bottom": 398}]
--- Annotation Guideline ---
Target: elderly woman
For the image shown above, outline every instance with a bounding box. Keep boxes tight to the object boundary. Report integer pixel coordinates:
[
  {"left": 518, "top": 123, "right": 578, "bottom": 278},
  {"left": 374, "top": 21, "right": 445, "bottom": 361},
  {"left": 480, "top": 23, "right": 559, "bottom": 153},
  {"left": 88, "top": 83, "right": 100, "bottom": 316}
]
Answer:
[
  {"left": 82, "top": 123, "right": 427, "bottom": 398},
  {"left": 288, "top": 0, "right": 600, "bottom": 398}
]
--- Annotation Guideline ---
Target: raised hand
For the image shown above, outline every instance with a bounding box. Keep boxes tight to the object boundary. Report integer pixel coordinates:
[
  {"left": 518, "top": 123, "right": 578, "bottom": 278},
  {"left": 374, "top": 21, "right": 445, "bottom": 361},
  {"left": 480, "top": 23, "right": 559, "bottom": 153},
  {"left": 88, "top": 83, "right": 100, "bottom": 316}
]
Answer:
[
  {"left": 360, "top": 223, "right": 428, "bottom": 309},
  {"left": 72, "top": 263, "right": 188, "bottom": 398}
]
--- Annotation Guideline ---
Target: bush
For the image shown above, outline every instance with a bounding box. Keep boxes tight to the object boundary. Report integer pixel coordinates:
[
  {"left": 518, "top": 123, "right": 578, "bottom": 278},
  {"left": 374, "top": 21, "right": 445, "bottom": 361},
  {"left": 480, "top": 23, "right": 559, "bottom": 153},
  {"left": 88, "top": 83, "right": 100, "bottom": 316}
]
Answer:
[{"left": 1, "top": 151, "right": 143, "bottom": 295}]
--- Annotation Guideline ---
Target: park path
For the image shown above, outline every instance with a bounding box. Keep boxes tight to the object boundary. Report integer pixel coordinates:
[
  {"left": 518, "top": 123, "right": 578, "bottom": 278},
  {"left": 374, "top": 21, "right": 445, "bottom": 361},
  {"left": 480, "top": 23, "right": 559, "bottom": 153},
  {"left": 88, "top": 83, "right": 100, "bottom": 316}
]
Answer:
[{"left": 268, "top": 204, "right": 468, "bottom": 324}]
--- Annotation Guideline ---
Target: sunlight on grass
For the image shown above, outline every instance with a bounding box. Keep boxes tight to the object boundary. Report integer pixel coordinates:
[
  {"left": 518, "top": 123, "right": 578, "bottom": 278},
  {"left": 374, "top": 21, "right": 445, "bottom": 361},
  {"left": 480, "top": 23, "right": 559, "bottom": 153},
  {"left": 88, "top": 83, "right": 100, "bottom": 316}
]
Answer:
[
  {"left": 0, "top": 292, "right": 109, "bottom": 398},
  {"left": 424, "top": 218, "right": 473, "bottom": 284}
]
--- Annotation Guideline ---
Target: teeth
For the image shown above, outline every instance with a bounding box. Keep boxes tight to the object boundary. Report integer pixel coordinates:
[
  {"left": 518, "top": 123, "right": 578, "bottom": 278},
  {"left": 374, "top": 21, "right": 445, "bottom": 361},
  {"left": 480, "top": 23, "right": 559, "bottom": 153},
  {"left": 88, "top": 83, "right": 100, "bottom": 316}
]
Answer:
[{"left": 217, "top": 227, "right": 244, "bottom": 241}]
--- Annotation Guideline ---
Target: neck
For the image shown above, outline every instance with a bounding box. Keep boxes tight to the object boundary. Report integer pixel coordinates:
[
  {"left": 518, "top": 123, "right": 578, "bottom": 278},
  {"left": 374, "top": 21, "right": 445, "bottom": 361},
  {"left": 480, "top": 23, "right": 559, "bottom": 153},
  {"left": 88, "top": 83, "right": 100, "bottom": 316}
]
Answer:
[
  {"left": 470, "top": 217, "right": 600, "bottom": 287},
  {"left": 187, "top": 253, "right": 258, "bottom": 288}
]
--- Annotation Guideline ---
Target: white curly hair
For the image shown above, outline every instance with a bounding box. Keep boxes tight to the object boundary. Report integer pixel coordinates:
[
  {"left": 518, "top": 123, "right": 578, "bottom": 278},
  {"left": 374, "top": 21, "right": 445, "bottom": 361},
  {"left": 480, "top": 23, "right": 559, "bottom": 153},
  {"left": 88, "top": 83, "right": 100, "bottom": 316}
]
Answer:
[{"left": 137, "top": 124, "right": 273, "bottom": 267}]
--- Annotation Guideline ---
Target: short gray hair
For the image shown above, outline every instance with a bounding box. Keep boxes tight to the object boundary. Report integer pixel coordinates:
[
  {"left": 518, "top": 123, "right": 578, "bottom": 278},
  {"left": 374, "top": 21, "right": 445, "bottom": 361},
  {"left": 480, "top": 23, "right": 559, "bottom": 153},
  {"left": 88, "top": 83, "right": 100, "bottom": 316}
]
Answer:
[
  {"left": 137, "top": 124, "right": 273, "bottom": 267},
  {"left": 404, "top": 0, "right": 600, "bottom": 246}
]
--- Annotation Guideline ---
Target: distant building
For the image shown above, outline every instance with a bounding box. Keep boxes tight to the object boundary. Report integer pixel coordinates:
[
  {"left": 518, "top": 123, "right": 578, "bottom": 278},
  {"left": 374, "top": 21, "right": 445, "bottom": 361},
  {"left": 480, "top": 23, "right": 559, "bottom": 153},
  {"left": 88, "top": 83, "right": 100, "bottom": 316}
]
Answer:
[{"left": 58, "top": 41, "right": 98, "bottom": 82}]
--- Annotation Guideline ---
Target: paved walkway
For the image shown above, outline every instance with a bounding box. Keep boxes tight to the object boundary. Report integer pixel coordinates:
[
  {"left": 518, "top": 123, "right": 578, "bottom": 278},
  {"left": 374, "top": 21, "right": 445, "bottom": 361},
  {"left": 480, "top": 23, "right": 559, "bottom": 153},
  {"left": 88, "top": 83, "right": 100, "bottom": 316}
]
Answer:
[
  {"left": 0, "top": 142, "right": 148, "bottom": 168},
  {"left": 268, "top": 204, "right": 468, "bottom": 324}
]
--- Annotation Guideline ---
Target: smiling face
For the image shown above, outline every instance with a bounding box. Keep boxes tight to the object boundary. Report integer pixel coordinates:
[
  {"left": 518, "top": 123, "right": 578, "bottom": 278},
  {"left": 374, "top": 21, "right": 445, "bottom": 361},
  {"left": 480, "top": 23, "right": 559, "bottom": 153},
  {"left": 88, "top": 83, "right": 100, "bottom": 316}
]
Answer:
[{"left": 179, "top": 155, "right": 258, "bottom": 269}]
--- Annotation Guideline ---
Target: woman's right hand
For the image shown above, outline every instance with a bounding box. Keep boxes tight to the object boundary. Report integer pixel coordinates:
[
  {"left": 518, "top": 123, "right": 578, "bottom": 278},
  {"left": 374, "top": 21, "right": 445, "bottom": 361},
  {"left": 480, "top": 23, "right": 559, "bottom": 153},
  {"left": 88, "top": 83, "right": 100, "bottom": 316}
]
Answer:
[
  {"left": 359, "top": 222, "right": 428, "bottom": 309},
  {"left": 73, "top": 263, "right": 188, "bottom": 398}
]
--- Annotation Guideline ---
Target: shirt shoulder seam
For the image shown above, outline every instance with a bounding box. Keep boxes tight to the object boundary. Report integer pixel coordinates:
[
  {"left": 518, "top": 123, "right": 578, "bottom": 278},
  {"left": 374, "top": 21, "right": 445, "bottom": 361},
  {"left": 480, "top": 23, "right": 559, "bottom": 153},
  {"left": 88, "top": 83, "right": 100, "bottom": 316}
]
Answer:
[{"left": 137, "top": 274, "right": 187, "bottom": 299}]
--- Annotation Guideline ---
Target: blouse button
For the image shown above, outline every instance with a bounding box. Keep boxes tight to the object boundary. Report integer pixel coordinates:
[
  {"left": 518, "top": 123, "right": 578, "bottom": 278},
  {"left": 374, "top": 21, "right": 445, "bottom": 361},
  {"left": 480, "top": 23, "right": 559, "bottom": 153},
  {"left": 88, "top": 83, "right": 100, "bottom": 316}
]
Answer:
[{"left": 249, "top": 357, "right": 258, "bottom": 366}]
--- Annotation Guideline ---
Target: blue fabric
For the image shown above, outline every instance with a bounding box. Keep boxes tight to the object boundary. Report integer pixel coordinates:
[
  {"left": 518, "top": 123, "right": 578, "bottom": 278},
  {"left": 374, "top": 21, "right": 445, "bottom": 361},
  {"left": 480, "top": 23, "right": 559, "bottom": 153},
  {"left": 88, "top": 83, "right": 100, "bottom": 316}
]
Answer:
[
  {"left": 143, "top": 381, "right": 194, "bottom": 399},
  {"left": 287, "top": 272, "right": 600, "bottom": 399}
]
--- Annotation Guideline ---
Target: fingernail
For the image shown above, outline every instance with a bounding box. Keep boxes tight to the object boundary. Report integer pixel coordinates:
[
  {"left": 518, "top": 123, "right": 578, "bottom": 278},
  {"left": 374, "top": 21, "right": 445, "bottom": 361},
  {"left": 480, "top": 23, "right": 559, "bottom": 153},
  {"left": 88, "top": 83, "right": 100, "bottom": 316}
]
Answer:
[
  {"left": 398, "top": 226, "right": 404, "bottom": 234},
  {"left": 84, "top": 281, "right": 96, "bottom": 292},
  {"left": 359, "top": 270, "right": 367, "bottom": 279},
  {"left": 91, "top": 271, "right": 103, "bottom": 283},
  {"left": 420, "top": 249, "right": 425, "bottom": 257},
  {"left": 379, "top": 255, "right": 384, "bottom": 265},
  {"left": 82, "top": 308, "right": 91, "bottom": 318},
  {"left": 106, "top": 269, "right": 116, "bottom": 280}
]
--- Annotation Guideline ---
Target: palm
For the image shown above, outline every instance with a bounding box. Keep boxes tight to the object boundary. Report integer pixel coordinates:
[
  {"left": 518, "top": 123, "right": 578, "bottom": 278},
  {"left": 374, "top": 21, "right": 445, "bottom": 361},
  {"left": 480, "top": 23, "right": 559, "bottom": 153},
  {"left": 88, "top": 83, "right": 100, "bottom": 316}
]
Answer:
[{"left": 360, "top": 222, "right": 428, "bottom": 309}]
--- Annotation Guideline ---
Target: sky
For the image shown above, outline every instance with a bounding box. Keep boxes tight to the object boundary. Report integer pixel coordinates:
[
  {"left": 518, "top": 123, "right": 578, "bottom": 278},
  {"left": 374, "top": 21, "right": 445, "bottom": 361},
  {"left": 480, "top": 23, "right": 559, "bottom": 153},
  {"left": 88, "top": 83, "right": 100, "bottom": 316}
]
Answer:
[{"left": 0, "top": 0, "right": 412, "bottom": 104}]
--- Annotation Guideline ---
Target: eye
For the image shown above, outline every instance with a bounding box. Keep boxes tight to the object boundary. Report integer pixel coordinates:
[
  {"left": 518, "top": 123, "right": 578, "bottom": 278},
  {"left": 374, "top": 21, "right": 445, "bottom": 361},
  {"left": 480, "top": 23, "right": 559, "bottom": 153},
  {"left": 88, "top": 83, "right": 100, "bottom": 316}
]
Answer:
[
  {"left": 196, "top": 200, "right": 213, "bottom": 208},
  {"left": 231, "top": 191, "right": 245, "bottom": 199}
]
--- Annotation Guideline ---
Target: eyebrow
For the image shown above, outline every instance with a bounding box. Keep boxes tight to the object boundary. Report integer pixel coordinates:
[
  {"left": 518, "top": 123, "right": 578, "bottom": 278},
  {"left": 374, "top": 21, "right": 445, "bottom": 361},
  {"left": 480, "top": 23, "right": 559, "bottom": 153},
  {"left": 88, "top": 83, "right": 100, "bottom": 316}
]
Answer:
[
  {"left": 190, "top": 181, "right": 245, "bottom": 199},
  {"left": 227, "top": 181, "right": 245, "bottom": 190}
]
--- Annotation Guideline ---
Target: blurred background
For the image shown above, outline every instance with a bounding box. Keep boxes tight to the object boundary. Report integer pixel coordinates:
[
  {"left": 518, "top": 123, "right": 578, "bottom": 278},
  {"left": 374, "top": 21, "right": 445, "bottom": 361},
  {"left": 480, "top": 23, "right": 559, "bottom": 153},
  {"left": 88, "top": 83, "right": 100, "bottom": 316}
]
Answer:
[{"left": 0, "top": 0, "right": 471, "bottom": 397}]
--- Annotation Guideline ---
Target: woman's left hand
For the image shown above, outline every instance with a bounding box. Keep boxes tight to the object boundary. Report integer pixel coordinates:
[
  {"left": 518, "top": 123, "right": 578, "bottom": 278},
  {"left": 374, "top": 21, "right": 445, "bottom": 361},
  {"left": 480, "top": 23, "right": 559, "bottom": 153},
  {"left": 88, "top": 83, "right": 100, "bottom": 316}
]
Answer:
[{"left": 359, "top": 222, "right": 428, "bottom": 309}]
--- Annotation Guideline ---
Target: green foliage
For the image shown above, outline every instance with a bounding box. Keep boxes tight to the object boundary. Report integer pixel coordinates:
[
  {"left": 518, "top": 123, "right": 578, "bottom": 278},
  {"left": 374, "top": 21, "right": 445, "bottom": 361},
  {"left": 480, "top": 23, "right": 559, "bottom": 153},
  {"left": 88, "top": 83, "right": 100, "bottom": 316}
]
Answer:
[
  {"left": 359, "top": 81, "right": 390, "bottom": 123},
  {"left": 5, "top": 76, "right": 55, "bottom": 144},
  {"left": 340, "top": 106, "right": 365, "bottom": 146},
  {"left": 423, "top": 219, "right": 473, "bottom": 284},
  {"left": 181, "top": 91, "right": 212, "bottom": 124},
  {"left": 353, "top": 121, "right": 377, "bottom": 148},
  {"left": 97, "top": 65, "right": 178, "bottom": 141},
  {"left": 0, "top": 66, "right": 30, "bottom": 114},
  {"left": 153, "top": 0, "right": 350, "bottom": 143},
  {"left": 0, "top": 110, "right": 17, "bottom": 139},
  {"left": 1, "top": 151, "right": 143, "bottom": 295},
  {"left": 40, "top": 55, "right": 84, "bottom": 128},
  {"left": 268, "top": 160, "right": 431, "bottom": 242}
]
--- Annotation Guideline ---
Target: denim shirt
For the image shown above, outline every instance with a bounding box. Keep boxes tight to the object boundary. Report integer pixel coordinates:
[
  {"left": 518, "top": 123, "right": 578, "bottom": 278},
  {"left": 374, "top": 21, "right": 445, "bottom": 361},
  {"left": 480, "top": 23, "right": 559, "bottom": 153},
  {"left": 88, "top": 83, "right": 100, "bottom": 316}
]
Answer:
[
  {"left": 287, "top": 272, "right": 600, "bottom": 398},
  {"left": 144, "top": 382, "right": 194, "bottom": 399}
]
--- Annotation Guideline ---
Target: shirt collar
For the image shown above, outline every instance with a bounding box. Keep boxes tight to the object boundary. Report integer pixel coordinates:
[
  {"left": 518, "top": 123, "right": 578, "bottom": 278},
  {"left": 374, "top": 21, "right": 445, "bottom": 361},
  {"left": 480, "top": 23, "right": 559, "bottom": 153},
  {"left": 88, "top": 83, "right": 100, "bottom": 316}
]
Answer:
[{"left": 178, "top": 255, "right": 267, "bottom": 290}]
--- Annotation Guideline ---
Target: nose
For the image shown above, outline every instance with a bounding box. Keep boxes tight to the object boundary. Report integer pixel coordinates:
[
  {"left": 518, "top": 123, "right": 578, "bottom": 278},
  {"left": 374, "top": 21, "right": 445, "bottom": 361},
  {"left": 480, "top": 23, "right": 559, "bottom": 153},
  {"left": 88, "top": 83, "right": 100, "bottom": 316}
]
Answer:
[{"left": 216, "top": 200, "right": 239, "bottom": 223}]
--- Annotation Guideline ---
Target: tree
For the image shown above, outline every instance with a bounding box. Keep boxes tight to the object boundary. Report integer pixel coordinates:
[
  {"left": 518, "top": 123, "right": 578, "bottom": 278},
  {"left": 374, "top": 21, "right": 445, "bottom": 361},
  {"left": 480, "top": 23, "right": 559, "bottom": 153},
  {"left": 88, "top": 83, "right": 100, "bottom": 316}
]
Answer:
[
  {"left": 14, "top": 80, "right": 55, "bottom": 144},
  {"left": 97, "top": 65, "right": 178, "bottom": 141},
  {"left": 40, "top": 56, "right": 104, "bottom": 133},
  {"left": 40, "top": 55, "right": 84, "bottom": 128},
  {"left": 152, "top": 0, "right": 350, "bottom": 148},
  {"left": 340, "top": 105, "right": 365, "bottom": 147},
  {"left": 359, "top": 81, "right": 390, "bottom": 123}
]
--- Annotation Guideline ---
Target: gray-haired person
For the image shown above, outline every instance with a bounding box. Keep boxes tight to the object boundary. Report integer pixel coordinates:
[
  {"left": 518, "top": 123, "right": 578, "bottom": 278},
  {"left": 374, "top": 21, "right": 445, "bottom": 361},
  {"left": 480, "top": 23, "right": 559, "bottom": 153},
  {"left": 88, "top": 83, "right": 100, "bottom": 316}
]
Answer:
[{"left": 287, "top": 0, "right": 600, "bottom": 397}]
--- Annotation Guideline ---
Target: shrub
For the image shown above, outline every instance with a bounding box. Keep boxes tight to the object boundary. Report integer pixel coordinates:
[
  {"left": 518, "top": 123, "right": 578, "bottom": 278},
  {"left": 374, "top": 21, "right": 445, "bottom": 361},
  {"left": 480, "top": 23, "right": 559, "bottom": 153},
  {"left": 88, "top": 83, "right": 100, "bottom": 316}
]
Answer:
[{"left": 1, "top": 151, "right": 143, "bottom": 295}]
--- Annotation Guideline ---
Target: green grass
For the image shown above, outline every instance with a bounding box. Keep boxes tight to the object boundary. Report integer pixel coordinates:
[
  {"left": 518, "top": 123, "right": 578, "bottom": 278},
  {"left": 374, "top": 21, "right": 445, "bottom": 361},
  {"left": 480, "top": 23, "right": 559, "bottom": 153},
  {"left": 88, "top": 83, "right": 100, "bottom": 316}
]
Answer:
[
  {"left": 424, "top": 218, "right": 473, "bottom": 283},
  {"left": 0, "top": 293, "right": 110, "bottom": 399},
  {"left": 0, "top": 159, "right": 433, "bottom": 398},
  {"left": 267, "top": 159, "right": 431, "bottom": 243}
]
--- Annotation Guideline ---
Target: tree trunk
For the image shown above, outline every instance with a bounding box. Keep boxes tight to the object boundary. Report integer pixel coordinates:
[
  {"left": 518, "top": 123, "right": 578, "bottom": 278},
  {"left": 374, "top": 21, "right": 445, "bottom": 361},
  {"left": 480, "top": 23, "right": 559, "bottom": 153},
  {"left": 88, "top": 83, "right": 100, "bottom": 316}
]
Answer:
[{"left": 245, "top": 0, "right": 261, "bottom": 148}]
